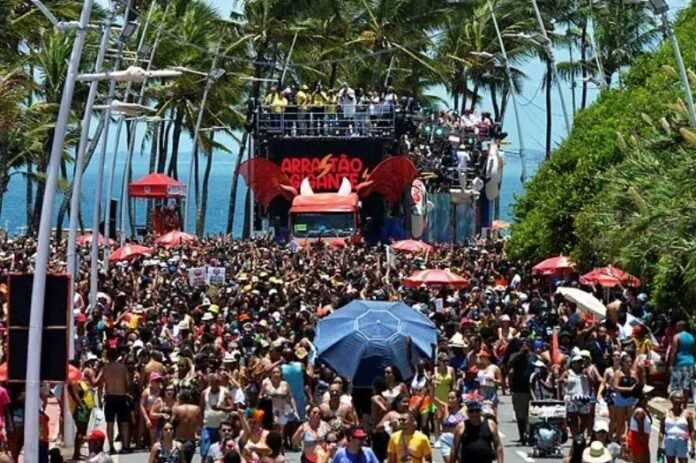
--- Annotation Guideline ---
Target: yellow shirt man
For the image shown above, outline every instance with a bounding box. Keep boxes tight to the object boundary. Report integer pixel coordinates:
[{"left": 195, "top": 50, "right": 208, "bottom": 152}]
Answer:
[{"left": 387, "top": 428, "right": 432, "bottom": 463}]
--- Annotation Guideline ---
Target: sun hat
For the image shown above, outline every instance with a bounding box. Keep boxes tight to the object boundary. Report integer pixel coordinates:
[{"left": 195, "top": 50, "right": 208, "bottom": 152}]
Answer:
[
  {"left": 149, "top": 372, "right": 163, "bottom": 382},
  {"left": 593, "top": 420, "right": 609, "bottom": 433},
  {"left": 201, "top": 312, "right": 214, "bottom": 322},
  {"left": 571, "top": 354, "right": 583, "bottom": 363},
  {"left": 582, "top": 441, "right": 611, "bottom": 463}
]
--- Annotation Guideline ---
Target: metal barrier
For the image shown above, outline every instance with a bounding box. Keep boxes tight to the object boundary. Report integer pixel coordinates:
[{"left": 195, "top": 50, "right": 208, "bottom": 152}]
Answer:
[{"left": 255, "top": 105, "right": 396, "bottom": 139}]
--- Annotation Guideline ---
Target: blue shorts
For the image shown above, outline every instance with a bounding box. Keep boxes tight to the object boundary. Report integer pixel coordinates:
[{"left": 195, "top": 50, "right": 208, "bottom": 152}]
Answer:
[
  {"left": 614, "top": 393, "right": 637, "bottom": 408},
  {"left": 665, "top": 438, "right": 689, "bottom": 458},
  {"left": 480, "top": 386, "right": 499, "bottom": 406}
]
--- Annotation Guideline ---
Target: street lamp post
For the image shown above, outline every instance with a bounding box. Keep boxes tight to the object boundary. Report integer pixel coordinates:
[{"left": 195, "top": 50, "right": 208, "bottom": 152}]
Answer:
[
  {"left": 65, "top": 2, "right": 122, "bottom": 293},
  {"left": 88, "top": 3, "right": 144, "bottom": 308},
  {"left": 488, "top": 2, "right": 527, "bottom": 183},
  {"left": 105, "top": 0, "right": 165, "bottom": 261},
  {"left": 529, "top": 0, "right": 571, "bottom": 134},
  {"left": 183, "top": 39, "right": 225, "bottom": 234},
  {"left": 650, "top": 0, "right": 696, "bottom": 128},
  {"left": 118, "top": 11, "right": 177, "bottom": 246},
  {"left": 25, "top": 0, "right": 95, "bottom": 461}
]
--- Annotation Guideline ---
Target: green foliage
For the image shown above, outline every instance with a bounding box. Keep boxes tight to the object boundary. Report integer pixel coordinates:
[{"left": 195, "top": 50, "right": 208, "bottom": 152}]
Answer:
[{"left": 509, "top": 2, "right": 696, "bottom": 312}]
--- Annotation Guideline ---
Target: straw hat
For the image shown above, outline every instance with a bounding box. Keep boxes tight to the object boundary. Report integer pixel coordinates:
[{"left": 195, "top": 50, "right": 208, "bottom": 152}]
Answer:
[{"left": 582, "top": 441, "right": 611, "bottom": 463}]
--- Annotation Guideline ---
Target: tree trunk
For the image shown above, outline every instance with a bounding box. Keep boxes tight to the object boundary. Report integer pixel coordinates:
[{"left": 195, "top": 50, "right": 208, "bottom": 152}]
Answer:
[
  {"left": 26, "top": 161, "right": 33, "bottom": 230},
  {"left": 196, "top": 133, "right": 215, "bottom": 236},
  {"left": 0, "top": 139, "right": 8, "bottom": 225},
  {"left": 147, "top": 122, "right": 160, "bottom": 229},
  {"left": 490, "top": 84, "right": 500, "bottom": 122},
  {"left": 328, "top": 63, "right": 338, "bottom": 89},
  {"left": 32, "top": 129, "right": 54, "bottom": 234},
  {"left": 545, "top": 63, "right": 553, "bottom": 159},
  {"left": 194, "top": 139, "right": 200, "bottom": 212},
  {"left": 581, "top": 18, "right": 588, "bottom": 110},
  {"left": 158, "top": 112, "right": 173, "bottom": 173},
  {"left": 499, "top": 86, "right": 510, "bottom": 124},
  {"left": 241, "top": 39, "right": 270, "bottom": 239},
  {"left": 55, "top": 157, "right": 69, "bottom": 241},
  {"left": 226, "top": 131, "right": 248, "bottom": 235},
  {"left": 467, "top": 83, "right": 479, "bottom": 112},
  {"left": 167, "top": 108, "right": 185, "bottom": 179}
]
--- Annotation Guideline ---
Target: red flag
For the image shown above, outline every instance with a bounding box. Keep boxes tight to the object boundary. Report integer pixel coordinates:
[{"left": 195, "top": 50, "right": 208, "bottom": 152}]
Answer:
[{"left": 551, "top": 327, "right": 562, "bottom": 366}]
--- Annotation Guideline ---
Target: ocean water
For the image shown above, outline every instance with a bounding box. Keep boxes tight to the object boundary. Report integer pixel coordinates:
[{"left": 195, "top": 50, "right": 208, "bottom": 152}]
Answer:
[{"left": 0, "top": 147, "right": 539, "bottom": 237}]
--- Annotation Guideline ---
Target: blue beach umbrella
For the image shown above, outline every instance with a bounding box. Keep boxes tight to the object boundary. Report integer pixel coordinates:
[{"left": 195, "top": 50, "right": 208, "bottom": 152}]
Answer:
[{"left": 316, "top": 300, "right": 438, "bottom": 387}]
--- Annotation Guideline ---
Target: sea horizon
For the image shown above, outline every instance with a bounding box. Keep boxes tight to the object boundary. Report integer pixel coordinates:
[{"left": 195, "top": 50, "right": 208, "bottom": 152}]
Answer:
[{"left": 0, "top": 148, "right": 540, "bottom": 239}]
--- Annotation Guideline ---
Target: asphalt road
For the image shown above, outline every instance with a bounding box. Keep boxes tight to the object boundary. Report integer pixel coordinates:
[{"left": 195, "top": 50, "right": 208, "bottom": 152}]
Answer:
[{"left": 82, "top": 396, "right": 572, "bottom": 463}]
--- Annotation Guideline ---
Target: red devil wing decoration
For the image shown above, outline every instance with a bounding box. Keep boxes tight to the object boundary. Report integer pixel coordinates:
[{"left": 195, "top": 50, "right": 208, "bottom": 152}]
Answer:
[
  {"left": 356, "top": 156, "right": 418, "bottom": 206},
  {"left": 237, "top": 159, "right": 298, "bottom": 209}
]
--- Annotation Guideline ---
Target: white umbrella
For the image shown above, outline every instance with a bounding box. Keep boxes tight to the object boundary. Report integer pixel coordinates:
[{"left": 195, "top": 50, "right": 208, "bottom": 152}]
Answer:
[{"left": 556, "top": 287, "right": 606, "bottom": 318}]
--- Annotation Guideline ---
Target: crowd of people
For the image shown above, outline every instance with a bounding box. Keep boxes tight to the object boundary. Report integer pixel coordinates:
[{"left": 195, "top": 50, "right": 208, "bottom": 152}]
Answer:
[
  {"left": 260, "top": 82, "right": 413, "bottom": 137},
  {"left": 0, "top": 231, "right": 692, "bottom": 463}
]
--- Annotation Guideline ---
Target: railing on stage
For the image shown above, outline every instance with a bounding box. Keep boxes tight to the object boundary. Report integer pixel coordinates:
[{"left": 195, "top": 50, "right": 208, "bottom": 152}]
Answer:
[{"left": 255, "top": 105, "right": 397, "bottom": 140}]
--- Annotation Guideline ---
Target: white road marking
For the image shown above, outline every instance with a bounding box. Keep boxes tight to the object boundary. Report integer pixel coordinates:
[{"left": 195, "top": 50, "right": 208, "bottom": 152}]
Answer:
[{"left": 516, "top": 450, "right": 535, "bottom": 463}]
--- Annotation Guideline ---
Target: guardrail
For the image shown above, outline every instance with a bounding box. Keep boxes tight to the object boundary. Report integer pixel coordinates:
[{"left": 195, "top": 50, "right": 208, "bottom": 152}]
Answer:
[{"left": 255, "top": 105, "right": 396, "bottom": 139}]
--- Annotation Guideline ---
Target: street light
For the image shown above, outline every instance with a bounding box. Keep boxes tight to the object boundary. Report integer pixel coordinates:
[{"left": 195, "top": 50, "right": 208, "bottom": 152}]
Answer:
[
  {"left": 76, "top": 65, "right": 181, "bottom": 82},
  {"left": 26, "top": 1, "right": 96, "bottom": 461},
  {"left": 93, "top": 99, "right": 157, "bottom": 116},
  {"left": 104, "top": 1, "right": 167, "bottom": 260},
  {"left": 184, "top": 37, "right": 225, "bottom": 234},
  {"left": 489, "top": 1, "right": 527, "bottom": 182},
  {"left": 515, "top": 0, "right": 571, "bottom": 136},
  {"left": 113, "top": 3, "right": 172, "bottom": 248},
  {"left": 644, "top": 2, "right": 696, "bottom": 127},
  {"left": 118, "top": 21, "right": 139, "bottom": 42}
]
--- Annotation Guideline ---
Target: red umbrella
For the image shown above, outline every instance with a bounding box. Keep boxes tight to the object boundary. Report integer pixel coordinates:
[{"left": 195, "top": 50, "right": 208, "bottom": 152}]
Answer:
[
  {"left": 155, "top": 230, "right": 197, "bottom": 248},
  {"left": 404, "top": 269, "right": 468, "bottom": 288},
  {"left": 75, "top": 233, "right": 113, "bottom": 247},
  {"left": 109, "top": 244, "right": 152, "bottom": 262},
  {"left": 391, "top": 240, "right": 433, "bottom": 253},
  {"left": 0, "top": 363, "right": 82, "bottom": 383},
  {"left": 580, "top": 265, "right": 641, "bottom": 287},
  {"left": 532, "top": 256, "right": 575, "bottom": 275}
]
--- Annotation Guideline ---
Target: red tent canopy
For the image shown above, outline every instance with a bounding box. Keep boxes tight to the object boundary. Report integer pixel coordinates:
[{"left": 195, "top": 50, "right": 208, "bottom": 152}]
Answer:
[
  {"left": 129, "top": 173, "right": 186, "bottom": 199},
  {"left": 580, "top": 265, "right": 641, "bottom": 287}
]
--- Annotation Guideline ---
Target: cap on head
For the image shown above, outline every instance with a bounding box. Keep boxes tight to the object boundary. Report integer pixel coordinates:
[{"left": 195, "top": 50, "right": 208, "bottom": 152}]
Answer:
[
  {"left": 348, "top": 426, "right": 368, "bottom": 439},
  {"left": 85, "top": 429, "right": 106, "bottom": 442}
]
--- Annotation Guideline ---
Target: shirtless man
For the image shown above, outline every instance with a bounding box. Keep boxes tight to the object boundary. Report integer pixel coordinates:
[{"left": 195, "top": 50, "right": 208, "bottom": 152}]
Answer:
[
  {"left": 319, "top": 383, "right": 358, "bottom": 430},
  {"left": 141, "top": 350, "right": 166, "bottom": 385},
  {"left": 172, "top": 389, "right": 202, "bottom": 463},
  {"left": 100, "top": 348, "right": 131, "bottom": 454}
]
